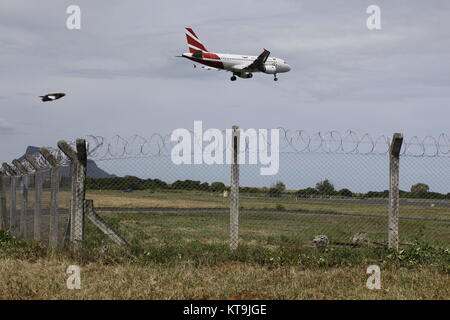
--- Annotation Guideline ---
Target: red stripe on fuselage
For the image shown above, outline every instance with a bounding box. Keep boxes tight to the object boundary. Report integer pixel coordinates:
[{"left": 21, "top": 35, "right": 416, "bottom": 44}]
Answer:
[
  {"left": 203, "top": 52, "right": 220, "bottom": 60},
  {"left": 187, "top": 56, "right": 224, "bottom": 69}
]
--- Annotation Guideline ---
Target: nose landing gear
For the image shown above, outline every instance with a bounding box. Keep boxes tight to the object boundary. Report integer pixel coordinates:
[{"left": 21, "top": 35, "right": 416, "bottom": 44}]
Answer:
[
  {"left": 230, "top": 75, "right": 237, "bottom": 81},
  {"left": 274, "top": 74, "right": 278, "bottom": 81}
]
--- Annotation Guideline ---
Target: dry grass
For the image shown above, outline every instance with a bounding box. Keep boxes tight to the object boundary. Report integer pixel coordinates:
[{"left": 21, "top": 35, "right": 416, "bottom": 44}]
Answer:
[
  {"left": 1, "top": 188, "right": 448, "bottom": 300},
  {"left": 87, "top": 190, "right": 225, "bottom": 209},
  {"left": 0, "top": 258, "right": 448, "bottom": 300}
]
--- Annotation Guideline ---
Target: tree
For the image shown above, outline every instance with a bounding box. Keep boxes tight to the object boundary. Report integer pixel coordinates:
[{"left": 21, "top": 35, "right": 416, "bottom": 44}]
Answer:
[
  {"left": 410, "top": 183, "right": 429, "bottom": 197},
  {"left": 296, "top": 187, "right": 319, "bottom": 197},
  {"left": 338, "top": 188, "right": 353, "bottom": 197},
  {"left": 210, "top": 182, "right": 226, "bottom": 192},
  {"left": 366, "top": 190, "right": 389, "bottom": 198},
  {"left": 273, "top": 181, "right": 286, "bottom": 192},
  {"left": 199, "top": 182, "right": 210, "bottom": 191},
  {"left": 122, "top": 175, "right": 145, "bottom": 190},
  {"left": 315, "top": 179, "right": 335, "bottom": 195},
  {"left": 268, "top": 181, "right": 286, "bottom": 197}
]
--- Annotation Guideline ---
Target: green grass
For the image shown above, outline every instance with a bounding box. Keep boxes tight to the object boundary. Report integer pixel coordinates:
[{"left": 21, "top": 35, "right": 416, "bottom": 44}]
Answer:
[
  {"left": 1, "top": 229, "right": 449, "bottom": 273},
  {"left": 77, "top": 189, "right": 450, "bottom": 248},
  {"left": 84, "top": 208, "right": 449, "bottom": 249},
  {"left": 0, "top": 230, "right": 448, "bottom": 299}
]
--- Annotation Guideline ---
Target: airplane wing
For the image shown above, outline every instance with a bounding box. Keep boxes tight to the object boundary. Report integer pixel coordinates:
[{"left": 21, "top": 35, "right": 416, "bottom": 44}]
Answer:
[{"left": 244, "top": 49, "right": 270, "bottom": 71}]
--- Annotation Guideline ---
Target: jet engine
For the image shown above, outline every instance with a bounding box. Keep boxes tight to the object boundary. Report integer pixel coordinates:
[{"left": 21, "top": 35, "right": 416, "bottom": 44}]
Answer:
[
  {"left": 236, "top": 72, "right": 253, "bottom": 79},
  {"left": 262, "top": 65, "right": 277, "bottom": 74}
]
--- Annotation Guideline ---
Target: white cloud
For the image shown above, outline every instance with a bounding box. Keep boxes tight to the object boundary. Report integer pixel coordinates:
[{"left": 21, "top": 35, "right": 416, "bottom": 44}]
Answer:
[{"left": 0, "top": 118, "right": 14, "bottom": 134}]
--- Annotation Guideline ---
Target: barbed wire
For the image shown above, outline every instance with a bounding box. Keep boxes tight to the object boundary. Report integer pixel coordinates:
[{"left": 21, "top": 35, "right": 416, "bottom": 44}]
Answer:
[
  {"left": 2, "top": 147, "right": 73, "bottom": 176},
  {"left": 1, "top": 130, "right": 447, "bottom": 176},
  {"left": 80, "top": 130, "right": 450, "bottom": 160}
]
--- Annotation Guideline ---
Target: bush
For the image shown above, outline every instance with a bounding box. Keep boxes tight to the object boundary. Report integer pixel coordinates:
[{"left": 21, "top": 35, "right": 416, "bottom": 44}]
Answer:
[
  {"left": 366, "top": 190, "right": 389, "bottom": 198},
  {"left": 296, "top": 187, "right": 319, "bottom": 197},
  {"left": 338, "top": 188, "right": 353, "bottom": 197},
  {"left": 210, "top": 182, "right": 226, "bottom": 192}
]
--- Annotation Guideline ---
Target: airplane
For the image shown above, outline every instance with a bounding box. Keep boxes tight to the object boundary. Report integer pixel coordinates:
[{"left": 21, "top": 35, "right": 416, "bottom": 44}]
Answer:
[
  {"left": 39, "top": 93, "right": 65, "bottom": 102},
  {"left": 178, "top": 27, "right": 291, "bottom": 81}
]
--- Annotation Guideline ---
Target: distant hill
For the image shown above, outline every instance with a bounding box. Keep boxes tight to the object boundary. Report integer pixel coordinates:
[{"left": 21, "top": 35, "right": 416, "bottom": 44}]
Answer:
[{"left": 18, "top": 146, "right": 115, "bottom": 178}]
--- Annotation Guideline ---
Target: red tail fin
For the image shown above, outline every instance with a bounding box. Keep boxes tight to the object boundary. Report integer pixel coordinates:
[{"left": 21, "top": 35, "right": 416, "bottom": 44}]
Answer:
[{"left": 185, "top": 27, "right": 208, "bottom": 53}]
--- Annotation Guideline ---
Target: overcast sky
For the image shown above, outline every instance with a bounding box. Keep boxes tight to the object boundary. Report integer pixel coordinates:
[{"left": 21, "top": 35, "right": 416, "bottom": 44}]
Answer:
[{"left": 0, "top": 0, "right": 449, "bottom": 163}]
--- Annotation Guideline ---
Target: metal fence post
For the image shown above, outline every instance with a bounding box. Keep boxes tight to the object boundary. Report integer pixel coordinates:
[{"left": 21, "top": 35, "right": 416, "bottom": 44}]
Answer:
[
  {"left": 12, "top": 160, "right": 30, "bottom": 239},
  {"left": 58, "top": 139, "right": 87, "bottom": 249},
  {"left": 40, "top": 148, "right": 60, "bottom": 248},
  {"left": 388, "top": 133, "right": 403, "bottom": 249},
  {"left": 3, "top": 163, "right": 17, "bottom": 235},
  {"left": 24, "top": 154, "right": 43, "bottom": 241},
  {"left": 230, "top": 126, "right": 240, "bottom": 250}
]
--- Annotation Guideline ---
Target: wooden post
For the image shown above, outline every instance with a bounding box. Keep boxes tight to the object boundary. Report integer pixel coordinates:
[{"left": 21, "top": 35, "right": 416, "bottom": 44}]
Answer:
[
  {"left": 388, "top": 133, "right": 403, "bottom": 249},
  {"left": 40, "top": 148, "right": 60, "bottom": 248},
  {"left": 24, "top": 155, "right": 43, "bottom": 241},
  {"left": 12, "top": 160, "right": 29, "bottom": 239},
  {"left": 230, "top": 126, "right": 240, "bottom": 250},
  {"left": 58, "top": 139, "right": 87, "bottom": 248},
  {"left": 3, "top": 163, "right": 17, "bottom": 235}
]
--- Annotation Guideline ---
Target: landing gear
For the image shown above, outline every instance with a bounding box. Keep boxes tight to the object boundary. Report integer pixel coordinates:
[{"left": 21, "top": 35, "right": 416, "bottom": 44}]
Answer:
[
  {"left": 230, "top": 76, "right": 237, "bottom": 81},
  {"left": 274, "top": 74, "right": 278, "bottom": 81}
]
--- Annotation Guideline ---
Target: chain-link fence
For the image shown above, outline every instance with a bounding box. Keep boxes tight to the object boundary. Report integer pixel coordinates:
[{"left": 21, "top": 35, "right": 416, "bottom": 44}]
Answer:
[
  {"left": 0, "top": 164, "right": 71, "bottom": 247},
  {"left": 78, "top": 131, "right": 449, "bottom": 250},
  {"left": 0, "top": 141, "right": 88, "bottom": 248},
  {"left": 1, "top": 131, "right": 448, "bottom": 250}
]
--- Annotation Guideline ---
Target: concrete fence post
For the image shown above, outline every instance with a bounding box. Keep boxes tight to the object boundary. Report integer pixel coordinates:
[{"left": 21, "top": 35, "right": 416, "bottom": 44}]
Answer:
[
  {"left": 24, "top": 154, "right": 44, "bottom": 241},
  {"left": 58, "top": 139, "right": 87, "bottom": 249},
  {"left": 2, "top": 163, "right": 17, "bottom": 235},
  {"left": 0, "top": 171, "right": 7, "bottom": 230},
  {"left": 230, "top": 125, "right": 240, "bottom": 251},
  {"left": 74, "top": 139, "right": 87, "bottom": 247},
  {"left": 388, "top": 133, "right": 403, "bottom": 249},
  {"left": 85, "top": 200, "right": 128, "bottom": 247},
  {"left": 12, "top": 160, "right": 30, "bottom": 239},
  {"left": 40, "top": 148, "right": 60, "bottom": 248}
]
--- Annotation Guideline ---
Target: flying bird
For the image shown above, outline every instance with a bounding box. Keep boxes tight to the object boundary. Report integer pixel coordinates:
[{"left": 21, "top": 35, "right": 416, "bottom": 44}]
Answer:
[{"left": 39, "top": 93, "right": 65, "bottom": 102}]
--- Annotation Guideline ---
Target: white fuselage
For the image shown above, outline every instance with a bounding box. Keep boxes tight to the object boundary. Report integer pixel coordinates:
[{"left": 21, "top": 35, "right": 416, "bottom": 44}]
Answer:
[{"left": 182, "top": 52, "right": 291, "bottom": 74}]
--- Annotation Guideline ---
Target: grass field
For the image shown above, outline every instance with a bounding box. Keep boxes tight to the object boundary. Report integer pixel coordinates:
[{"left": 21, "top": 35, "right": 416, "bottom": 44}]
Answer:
[
  {"left": 80, "top": 190, "right": 450, "bottom": 248},
  {"left": 86, "top": 190, "right": 450, "bottom": 221},
  {"left": 0, "top": 231, "right": 448, "bottom": 299},
  {"left": 0, "top": 189, "right": 448, "bottom": 299}
]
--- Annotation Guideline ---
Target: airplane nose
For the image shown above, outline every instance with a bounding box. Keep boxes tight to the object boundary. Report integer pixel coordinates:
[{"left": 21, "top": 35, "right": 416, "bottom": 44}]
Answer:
[{"left": 285, "top": 64, "right": 291, "bottom": 72}]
